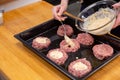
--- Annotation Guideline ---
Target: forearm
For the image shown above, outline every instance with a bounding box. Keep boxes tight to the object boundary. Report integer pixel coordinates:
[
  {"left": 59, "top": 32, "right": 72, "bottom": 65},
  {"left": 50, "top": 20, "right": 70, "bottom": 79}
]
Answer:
[{"left": 60, "top": 0, "right": 69, "bottom": 6}]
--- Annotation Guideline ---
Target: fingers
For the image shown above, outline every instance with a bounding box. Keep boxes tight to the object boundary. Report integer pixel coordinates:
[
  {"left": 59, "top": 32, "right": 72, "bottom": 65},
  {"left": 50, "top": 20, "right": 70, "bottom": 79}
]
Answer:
[
  {"left": 112, "top": 13, "right": 120, "bottom": 28},
  {"left": 57, "top": 15, "right": 67, "bottom": 21},
  {"left": 57, "top": 4, "right": 66, "bottom": 16},
  {"left": 112, "top": 2, "right": 120, "bottom": 28},
  {"left": 52, "top": 5, "right": 67, "bottom": 21},
  {"left": 112, "top": 2, "right": 120, "bottom": 8},
  {"left": 52, "top": 5, "right": 60, "bottom": 20}
]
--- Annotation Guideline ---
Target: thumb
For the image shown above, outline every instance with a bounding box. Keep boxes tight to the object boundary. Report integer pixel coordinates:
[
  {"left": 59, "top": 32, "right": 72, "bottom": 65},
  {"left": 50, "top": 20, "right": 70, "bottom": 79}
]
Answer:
[
  {"left": 113, "top": 2, "right": 120, "bottom": 8},
  {"left": 112, "top": 17, "right": 120, "bottom": 28},
  {"left": 57, "top": 6, "right": 65, "bottom": 16}
]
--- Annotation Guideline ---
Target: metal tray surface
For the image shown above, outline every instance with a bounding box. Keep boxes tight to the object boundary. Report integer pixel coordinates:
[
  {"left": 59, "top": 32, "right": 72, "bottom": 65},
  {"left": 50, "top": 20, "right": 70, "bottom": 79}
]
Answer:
[
  {"left": 14, "top": 17, "right": 120, "bottom": 80},
  {"left": 108, "top": 26, "right": 120, "bottom": 41}
]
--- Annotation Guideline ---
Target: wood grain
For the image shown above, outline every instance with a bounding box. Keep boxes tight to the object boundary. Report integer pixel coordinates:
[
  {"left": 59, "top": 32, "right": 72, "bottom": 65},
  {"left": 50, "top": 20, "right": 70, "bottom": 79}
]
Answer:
[{"left": 0, "top": 1, "right": 120, "bottom": 80}]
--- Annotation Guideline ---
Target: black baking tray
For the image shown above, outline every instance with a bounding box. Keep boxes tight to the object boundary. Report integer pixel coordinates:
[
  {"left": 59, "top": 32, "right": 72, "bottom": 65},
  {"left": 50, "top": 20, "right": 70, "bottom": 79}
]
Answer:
[
  {"left": 14, "top": 17, "right": 120, "bottom": 80},
  {"left": 108, "top": 26, "right": 120, "bottom": 41}
]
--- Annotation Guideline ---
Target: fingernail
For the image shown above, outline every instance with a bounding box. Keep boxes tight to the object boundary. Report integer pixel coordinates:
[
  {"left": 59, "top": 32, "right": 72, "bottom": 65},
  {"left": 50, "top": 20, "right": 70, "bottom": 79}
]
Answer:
[{"left": 57, "top": 13, "right": 61, "bottom": 16}]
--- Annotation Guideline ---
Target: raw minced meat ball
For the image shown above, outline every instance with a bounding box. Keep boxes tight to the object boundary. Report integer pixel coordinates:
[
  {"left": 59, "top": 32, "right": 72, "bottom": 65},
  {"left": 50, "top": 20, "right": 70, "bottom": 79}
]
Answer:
[
  {"left": 60, "top": 39, "right": 80, "bottom": 53},
  {"left": 92, "top": 43, "right": 114, "bottom": 60},
  {"left": 47, "top": 48, "right": 68, "bottom": 65},
  {"left": 57, "top": 24, "right": 74, "bottom": 36},
  {"left": 68, "top": 58, "right": 92, "bottom": 78},
  {"left": 32, "top": 36, "right": 51, "bottom": 50},
  {"left": 76, "top": 33, "right": 94, "bottom": 46}
]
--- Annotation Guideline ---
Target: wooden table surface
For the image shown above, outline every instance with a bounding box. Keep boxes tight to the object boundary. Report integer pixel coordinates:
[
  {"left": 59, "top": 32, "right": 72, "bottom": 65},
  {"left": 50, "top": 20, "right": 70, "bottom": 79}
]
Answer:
[{"left": 0, "top": 1, "right": 120, "bottom": 80}]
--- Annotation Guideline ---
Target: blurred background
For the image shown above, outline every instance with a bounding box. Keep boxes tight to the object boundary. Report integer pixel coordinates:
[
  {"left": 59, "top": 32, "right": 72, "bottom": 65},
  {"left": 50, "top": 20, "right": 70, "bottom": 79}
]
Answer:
[
  {"left": 0, "top": 0, "right": 81, "bottom": 16},
  {"left": 0, "top": 0, "right": 40, "bottom": 11}
]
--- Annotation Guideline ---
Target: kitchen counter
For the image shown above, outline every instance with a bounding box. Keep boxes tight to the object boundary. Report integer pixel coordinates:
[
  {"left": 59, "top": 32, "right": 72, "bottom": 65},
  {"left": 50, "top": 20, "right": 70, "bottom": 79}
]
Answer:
[{"left": 0, "top": 1, "right": 120, "bottom": 80}]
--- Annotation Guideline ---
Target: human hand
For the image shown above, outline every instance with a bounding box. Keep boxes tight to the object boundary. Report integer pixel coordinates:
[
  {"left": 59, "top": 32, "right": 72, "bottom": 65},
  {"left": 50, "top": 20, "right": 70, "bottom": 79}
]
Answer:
[
  {"left": 112, "top": 2, "right": 120, "bottom": 28},
  {"left": 52, "top": 4, "right": 68, "bottom": 21}
]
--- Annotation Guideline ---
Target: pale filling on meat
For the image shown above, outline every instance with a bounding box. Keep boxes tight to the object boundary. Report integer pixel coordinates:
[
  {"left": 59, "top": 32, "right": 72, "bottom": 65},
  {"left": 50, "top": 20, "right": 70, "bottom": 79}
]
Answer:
[
  {"left": 64, "top": 35, "right": 75, "bottom": 47},
  {"left": 35, "top": 37, "right": 47, "bottom": 43},
  {"left": 72, "top": 62, "right": 88, "bottom": 71},
  {"left": 50, "top": 50, "right": 63, "bottom": 59}
]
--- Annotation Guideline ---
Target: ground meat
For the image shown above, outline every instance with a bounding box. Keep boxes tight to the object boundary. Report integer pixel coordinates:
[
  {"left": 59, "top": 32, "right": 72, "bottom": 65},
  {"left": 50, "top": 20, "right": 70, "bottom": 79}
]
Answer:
[
  {"left": 57, "top": 24, "right": 74, "bottom": 36},
  {"left": 92, "top": 43, "right": 114, "bottom": 60},
  {"left": 68, "top": 58, "right": 92, "bottom": 78},
  {"left": 60, "top": 39, "right": 80, "bottom": 53},
  {"left": 32, "top": 36, "right": 51, "bottom": 50},
  {"left": 76, "top": 33, "right": 94, "bottom": 46},
  {"left": 47, "top": 48, "right": 68, "bottom": 65}
]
